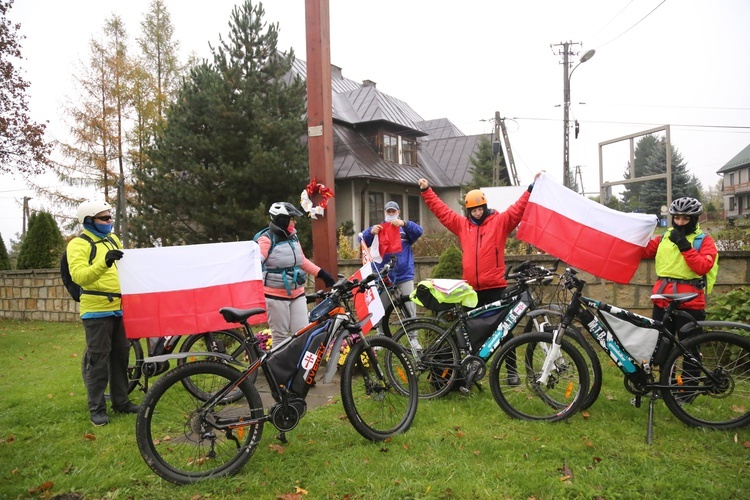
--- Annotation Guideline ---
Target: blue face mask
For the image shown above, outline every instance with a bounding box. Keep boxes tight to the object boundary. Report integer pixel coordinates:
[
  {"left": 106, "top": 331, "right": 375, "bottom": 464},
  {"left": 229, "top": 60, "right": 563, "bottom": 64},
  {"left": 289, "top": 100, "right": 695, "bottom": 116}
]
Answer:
[{"left": 94, "top": 222, "right": 113, "bottom": 234}]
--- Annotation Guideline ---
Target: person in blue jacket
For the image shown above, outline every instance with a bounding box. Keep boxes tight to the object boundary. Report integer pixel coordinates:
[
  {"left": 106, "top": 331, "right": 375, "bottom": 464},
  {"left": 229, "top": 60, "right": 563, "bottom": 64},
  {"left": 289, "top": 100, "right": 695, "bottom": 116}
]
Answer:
[{"left": 361, "top": 201, "right": 423, "bottom": 316}]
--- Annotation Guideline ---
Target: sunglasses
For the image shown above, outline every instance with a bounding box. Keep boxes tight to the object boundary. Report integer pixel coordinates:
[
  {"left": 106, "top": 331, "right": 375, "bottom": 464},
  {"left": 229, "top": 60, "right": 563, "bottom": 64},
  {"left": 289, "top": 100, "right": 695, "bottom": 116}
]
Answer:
[{"left": 94, "top": 215, "right": 113, "bottom": 221}]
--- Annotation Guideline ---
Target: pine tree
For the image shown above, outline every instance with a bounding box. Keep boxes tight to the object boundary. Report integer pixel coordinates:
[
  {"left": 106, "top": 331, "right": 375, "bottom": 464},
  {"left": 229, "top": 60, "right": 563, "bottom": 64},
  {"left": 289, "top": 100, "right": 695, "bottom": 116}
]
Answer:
[
  {"left": 132, "top": 0, "right": 308, "bottom": 246},
  {"left": 466, "top": 134, "right": 497, "bottom": 190},
  {"left": 621, "top": 135, "right": 698, "bottom": 215},
  {"left": 0, "top": 233, "right": 11, "bottom": 270},
  {"left": 16, "top": 211, "right": 64, "bottom": 269}
]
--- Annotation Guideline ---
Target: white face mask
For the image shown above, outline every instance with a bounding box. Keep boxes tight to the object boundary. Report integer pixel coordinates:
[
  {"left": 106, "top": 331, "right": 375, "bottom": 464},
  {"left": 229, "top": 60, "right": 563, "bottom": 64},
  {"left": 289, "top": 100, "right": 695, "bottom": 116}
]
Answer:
[{"left": 384, "top": 214, "right": 397, "bottom": 223}]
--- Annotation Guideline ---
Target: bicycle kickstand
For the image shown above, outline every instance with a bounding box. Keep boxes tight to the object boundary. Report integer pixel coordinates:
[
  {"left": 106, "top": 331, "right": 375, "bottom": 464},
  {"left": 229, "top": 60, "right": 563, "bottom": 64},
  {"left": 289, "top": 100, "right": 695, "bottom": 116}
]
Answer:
[
  {"left": 646, "top": 391, "right": 659, "bottom": 445},
  {"left": 276, "top": 432, "right": 288, "bottom": 444}
]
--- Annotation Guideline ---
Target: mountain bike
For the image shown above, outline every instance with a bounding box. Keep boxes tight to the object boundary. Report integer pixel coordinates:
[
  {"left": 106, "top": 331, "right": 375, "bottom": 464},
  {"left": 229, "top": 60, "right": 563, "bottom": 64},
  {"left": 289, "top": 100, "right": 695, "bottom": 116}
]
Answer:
[
  {"left": 135, "top": 263, "right": 418, "bottom": 485},
  {"left": 490, "top": 266, "right": 750, "bottom": 442},
  {"left": 82, "top": 328, "right": 256, "bottom": 400},
  {"left": 387, "top": 261, "right": 600, "bottom": 410}
]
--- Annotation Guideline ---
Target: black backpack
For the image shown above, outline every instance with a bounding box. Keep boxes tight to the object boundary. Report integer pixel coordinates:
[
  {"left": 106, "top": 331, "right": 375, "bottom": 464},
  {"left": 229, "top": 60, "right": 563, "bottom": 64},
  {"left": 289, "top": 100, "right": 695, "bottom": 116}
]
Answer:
[{"left": 60, "top": 234, "right": 120, "bottom": 302}]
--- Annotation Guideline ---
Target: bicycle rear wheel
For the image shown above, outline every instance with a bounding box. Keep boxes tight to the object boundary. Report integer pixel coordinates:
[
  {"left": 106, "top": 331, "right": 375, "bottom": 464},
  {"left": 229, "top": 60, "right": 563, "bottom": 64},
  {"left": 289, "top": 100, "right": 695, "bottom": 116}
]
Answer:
[
  {"left": 178, "top": 329, "right": 258, "bottom": 397},
  {"left": 489, "top": 331, "right": 589, "bottom": 422},
  {"left": 135, "top": 361, "right": 264, "bottom": 485},
  {"left": 390, "top": 321, "right": 460, "bottom": 399},
  {"left": 661, "top": 330, "right": 750, "bottom": 430},
  {"left": 82, "top": 339, "right": 143, "bottom": 396},
  {"left": 340, "top": 335, "right": 418, "bottom": 441}
]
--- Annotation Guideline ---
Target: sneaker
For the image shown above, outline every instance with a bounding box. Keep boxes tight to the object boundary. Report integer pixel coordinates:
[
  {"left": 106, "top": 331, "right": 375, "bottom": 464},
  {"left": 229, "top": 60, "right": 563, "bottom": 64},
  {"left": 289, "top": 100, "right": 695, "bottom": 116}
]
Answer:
[
  {"left": 113, "top": 402, "right": 141, "bottom": 414},
  {"left": 507, "top": 374, "right": 521, "bottom": 386},
  {"left": 90, "top": 412, "right": 110, "bottom": 426}
]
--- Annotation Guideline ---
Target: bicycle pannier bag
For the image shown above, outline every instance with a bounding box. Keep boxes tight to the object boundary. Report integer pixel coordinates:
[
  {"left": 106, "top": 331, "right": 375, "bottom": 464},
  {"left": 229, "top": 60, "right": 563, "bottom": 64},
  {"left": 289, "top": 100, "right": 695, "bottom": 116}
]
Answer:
[{"left": 267, "top": 323, "right": 329, "bottom": 397}]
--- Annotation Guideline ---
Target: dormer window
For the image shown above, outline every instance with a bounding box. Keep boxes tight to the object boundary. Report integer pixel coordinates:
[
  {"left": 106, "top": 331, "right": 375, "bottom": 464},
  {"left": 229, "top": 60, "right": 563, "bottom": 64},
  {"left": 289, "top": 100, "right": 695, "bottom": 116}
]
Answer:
[{"left": 379, "top": 132, "right": 417, "bottom": 166}]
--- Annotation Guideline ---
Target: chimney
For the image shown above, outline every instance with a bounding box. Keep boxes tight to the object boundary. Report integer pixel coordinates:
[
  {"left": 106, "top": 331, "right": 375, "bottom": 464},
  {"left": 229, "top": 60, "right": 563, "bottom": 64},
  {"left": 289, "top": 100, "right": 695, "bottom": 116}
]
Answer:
[
  {"left": 362, "top": 79, "right": 377, "bottom": 88},
  {"left": 331, "top": 64, "right": 343, "bottom": 80}
]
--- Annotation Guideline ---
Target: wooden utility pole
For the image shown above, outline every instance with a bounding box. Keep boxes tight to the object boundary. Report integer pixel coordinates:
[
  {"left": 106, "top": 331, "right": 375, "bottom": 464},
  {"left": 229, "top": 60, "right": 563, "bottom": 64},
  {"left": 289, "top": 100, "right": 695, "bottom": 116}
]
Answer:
[{"left": 304, "top": 0, "right": 338, "bottom": 279}]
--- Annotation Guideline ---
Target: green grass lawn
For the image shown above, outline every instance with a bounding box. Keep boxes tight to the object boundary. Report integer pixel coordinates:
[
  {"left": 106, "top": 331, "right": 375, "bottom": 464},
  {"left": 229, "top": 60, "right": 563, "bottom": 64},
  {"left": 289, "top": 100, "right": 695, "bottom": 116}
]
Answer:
[{"left": 1, "top": 318, "right": 749, "bottom": 499}]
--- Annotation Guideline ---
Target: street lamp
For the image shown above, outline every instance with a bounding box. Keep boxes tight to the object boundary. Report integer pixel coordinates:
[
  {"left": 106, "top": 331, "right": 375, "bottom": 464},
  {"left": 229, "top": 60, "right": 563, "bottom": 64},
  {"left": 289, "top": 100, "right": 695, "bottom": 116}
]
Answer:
[{"left": 563, "top": 47, "right": 595, "bottom": 188}]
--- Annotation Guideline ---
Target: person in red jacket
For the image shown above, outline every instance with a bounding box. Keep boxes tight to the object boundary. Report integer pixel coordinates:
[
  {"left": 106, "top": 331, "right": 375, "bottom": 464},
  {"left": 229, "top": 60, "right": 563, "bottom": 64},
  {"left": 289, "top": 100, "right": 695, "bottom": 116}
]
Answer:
[{"left": 418, "top": 173, "right": 541, "bottom": 307}]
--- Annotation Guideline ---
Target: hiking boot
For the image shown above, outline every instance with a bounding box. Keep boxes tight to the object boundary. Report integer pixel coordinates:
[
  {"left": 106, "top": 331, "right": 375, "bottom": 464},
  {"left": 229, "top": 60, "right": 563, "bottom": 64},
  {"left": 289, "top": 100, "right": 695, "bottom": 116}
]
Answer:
[
  {"left": 90, "top": 412, "right": 110, "bottom": 426},
  {"left": 507, "top": 374, "right": 521, "bottom": 386},
  {"left": 113, "top": 402, "right": 141, "bottom": 414}
]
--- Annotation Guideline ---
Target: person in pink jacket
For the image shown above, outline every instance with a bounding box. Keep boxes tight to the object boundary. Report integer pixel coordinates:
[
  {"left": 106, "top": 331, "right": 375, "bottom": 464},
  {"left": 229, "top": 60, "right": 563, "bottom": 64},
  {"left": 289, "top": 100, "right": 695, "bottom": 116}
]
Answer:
[{"left": 256, "top": 202, "right": 335, "bottom": 346}]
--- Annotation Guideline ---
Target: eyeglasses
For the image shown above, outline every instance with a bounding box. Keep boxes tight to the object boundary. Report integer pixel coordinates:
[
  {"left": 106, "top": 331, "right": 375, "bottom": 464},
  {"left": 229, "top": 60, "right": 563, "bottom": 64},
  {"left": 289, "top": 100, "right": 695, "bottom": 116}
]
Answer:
[{"left": 94, "top": 215, "right": 113, "bottom": 221}]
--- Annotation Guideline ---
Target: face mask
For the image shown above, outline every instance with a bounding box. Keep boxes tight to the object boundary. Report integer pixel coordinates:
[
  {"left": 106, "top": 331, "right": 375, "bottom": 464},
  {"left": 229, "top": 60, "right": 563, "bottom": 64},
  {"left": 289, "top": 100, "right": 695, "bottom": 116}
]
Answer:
[
  {"left": 384, "top": 214, "right": 397, "bottom": 223},
  {"left": 95, "top": 222, "right": 113, "bottom": 234}
]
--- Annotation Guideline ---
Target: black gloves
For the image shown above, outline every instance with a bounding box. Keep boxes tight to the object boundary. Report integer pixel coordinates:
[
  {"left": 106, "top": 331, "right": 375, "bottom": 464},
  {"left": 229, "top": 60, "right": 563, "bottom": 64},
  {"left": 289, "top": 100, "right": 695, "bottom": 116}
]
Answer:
[
  {"left": 668, "top": 229, "right": 692, "bottom": 252},
  {"left": 105, "top": 249, "right": 124, "bottom": 267},
  {"left": 317, "top": 268, "right": 335, "bottom": 288}
]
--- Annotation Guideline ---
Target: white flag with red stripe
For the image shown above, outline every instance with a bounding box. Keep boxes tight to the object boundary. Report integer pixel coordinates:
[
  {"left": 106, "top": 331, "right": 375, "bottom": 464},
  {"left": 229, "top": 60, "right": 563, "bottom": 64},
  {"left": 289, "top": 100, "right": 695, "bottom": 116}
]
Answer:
[
  {"left": 118, "top": 241, "right": 266, "bottom": 339},
  {"left": 348, "top": 263, "right": 384, "bottom": 334},
  {"left": 517, "top": 173, "right": 657, "bottom": 283}
]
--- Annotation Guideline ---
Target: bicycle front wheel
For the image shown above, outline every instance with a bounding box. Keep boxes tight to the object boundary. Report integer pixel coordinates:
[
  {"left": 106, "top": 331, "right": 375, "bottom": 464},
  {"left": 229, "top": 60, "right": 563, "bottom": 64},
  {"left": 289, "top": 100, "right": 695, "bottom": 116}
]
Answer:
[
  {"left": 340, "top": 335, "right": 418, "bottom": 441},
  {"left": 661, "top": 330, "right": 750, "bottom": 430},
  {"left": 390, "top": 321, "right": 460, "bottom": 399},
  {"left": 135, "top": 361, "right": 264, "bottom": 485},
  {"left": 489, "top": 331, "right": 589, "bottom": 422}
]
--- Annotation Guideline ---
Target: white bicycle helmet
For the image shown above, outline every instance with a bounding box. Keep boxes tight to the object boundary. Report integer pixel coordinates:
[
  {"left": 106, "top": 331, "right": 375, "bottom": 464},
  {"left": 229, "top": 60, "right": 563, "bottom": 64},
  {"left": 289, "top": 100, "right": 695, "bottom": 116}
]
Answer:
[
  {"left": 76, "top": 200, "right": 113, "bottom": 223},
  {"left": 269, "top": 202, "right": 303, "bottom": 218},
  {"left": 669, "top": 197, "right": 703, "bottom": 216}
]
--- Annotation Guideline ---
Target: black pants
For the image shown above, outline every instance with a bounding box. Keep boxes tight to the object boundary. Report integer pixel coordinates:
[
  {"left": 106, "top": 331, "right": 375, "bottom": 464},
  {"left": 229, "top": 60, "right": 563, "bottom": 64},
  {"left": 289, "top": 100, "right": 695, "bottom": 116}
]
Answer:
[
  {"left": 652, "top": 306, "right": 705, "bottom": 383},
  {"left": 83, "top": 316, "right": 131, "bottom": 414}
]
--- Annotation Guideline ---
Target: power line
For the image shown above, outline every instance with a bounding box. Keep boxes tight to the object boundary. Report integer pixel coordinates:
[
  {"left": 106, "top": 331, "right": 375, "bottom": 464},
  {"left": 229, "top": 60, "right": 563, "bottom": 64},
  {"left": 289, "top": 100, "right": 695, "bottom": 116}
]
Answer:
[
  {"left": 510, "top": 116, "right": 750, "bottom": 130},
  {"left": 596, "top": 0, "right": 669, "bottom": 50},
  {"left": 588, "top": 0, "right": 637, "bottom": 42}
]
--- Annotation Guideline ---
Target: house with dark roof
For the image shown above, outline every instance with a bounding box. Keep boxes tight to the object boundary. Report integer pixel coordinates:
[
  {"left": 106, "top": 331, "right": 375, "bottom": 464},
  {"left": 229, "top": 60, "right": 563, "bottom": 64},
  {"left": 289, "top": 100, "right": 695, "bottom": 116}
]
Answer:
[
  {"left": 293, "top": 60, "right": 507, "bottom": 240},
  {"left": 717, "top": 143, "right": 750, "bottom": 219}
]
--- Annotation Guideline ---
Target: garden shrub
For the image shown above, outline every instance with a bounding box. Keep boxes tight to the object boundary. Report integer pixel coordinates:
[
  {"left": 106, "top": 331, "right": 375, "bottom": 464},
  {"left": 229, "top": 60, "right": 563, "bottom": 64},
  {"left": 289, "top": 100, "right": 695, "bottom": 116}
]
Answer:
[
  {"left": 431, "top": 243, "right": 462, "bottom": 279},
  {"left": 706, "top": 286, "right": 750, "bottom": 323}
]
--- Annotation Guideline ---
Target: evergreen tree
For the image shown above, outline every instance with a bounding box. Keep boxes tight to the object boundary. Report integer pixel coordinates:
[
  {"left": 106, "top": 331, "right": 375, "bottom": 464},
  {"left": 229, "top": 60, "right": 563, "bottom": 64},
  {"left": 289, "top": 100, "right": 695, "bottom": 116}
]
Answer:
[
  {"left": 621, "top": 135, "right": 697, "bottom": 215},
  {"left": 16, "top": 211, "right": 64, "bottom": 269},
  {"left": 466, "top": 134, "right": 497, "bottom": 190},
  {"left": 0, "top": 233, "right": 11, "bottom": 270},
  {"left": 132, "top": 0, "right": 307, "bottom": 246}
]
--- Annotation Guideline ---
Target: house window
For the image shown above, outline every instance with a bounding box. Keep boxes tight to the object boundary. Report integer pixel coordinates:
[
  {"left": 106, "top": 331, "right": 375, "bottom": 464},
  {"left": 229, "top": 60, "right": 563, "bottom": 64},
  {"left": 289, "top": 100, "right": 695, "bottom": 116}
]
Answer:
[
  {"left": 729, "top": 196, "right": 736, "bottom": 210},
  {"left": 408, "top": 195, "right": 420, "bottom": 225},
  {"left": 730, "top": 173, "right": 735, "bottom": 185},
  {"left": 383, "top": 134, "right": 397, "bottom": 162},
  {"left": 401, "top": 138, "right": 417, "bottom": 166},
  {"left": 368, "top": 192, "right": 384, "bottom": 226}
]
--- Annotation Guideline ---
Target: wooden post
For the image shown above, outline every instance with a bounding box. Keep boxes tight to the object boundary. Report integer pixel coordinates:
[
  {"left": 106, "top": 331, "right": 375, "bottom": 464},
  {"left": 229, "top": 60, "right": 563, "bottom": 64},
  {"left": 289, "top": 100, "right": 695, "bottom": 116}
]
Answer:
[{"left": 304, "top": 0, "right": 338, "bottom": 279}]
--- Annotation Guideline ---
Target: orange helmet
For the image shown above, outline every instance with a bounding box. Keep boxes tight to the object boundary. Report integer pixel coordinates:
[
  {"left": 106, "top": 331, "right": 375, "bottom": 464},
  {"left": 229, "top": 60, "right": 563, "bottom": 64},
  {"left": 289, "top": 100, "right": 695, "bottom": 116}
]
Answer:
[{"left": 464, "top": 189, "right": 487, "bottom": 209}]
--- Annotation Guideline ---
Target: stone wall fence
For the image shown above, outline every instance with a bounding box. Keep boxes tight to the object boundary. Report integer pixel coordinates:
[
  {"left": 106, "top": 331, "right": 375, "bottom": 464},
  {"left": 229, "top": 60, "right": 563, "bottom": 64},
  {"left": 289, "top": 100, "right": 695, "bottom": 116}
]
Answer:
[{"left": 1, "top": 252, "right": 748, "bottom": 323}]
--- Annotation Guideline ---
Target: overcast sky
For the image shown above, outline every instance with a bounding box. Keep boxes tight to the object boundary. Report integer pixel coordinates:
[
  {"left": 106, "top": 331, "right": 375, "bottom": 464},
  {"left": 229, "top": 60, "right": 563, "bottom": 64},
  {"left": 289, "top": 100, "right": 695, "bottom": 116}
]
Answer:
[{"left": 2, "top": 0, "right": 749, "bottom": 242}]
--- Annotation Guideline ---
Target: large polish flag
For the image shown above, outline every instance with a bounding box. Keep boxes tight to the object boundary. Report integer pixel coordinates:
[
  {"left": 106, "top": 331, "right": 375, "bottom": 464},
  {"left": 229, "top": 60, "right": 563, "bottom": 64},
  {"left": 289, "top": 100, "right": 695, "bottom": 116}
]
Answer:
[
  {"left": 517, "top": 173, "right": 658, "bottom": 284},
  {"left": 349, "top": 263, "right": 385, "bottom": 334},
  {"left": 118, "top": 241, "right": 266, "bottom": 339}
]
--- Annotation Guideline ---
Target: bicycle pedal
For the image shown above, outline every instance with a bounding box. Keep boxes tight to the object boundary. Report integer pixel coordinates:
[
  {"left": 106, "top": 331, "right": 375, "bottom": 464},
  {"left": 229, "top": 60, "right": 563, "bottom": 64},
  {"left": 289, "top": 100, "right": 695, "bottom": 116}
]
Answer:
[{"left": 459, "top": 385, "right": 471, "bottom": 395}]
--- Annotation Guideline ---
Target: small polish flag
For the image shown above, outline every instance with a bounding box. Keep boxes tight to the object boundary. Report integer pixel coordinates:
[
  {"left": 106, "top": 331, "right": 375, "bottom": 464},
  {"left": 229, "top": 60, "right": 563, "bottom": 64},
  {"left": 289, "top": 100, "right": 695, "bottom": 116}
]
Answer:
[
  {"left": 517, "top": 173, "right": 657, "bottom": 284},
  {"left": 118, "top": 241, "right": 266, "bottom": 339},
  {"left": 348, "top": 263, "right": 385, "bottom": 334}
]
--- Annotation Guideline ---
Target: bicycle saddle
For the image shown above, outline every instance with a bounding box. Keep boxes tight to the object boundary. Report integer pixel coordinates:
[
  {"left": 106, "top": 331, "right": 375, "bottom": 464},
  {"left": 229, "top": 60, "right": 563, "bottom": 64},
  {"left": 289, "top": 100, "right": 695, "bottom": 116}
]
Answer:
[
  {"left": 219, "top": 307, "right": 266, "bottom": 323},
  {"left": 649, "top": 292, "right": 698, "bottom": 304}
]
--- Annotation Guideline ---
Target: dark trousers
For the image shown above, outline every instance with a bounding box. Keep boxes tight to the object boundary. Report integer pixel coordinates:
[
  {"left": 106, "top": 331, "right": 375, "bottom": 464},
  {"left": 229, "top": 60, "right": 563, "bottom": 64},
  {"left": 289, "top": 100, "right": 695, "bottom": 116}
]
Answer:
[
  {"left": 652, "top": 306, "right": 705, "bottom": 383},
  {"left": 83, "top": 316, "right": 131, "bottom": 414}
]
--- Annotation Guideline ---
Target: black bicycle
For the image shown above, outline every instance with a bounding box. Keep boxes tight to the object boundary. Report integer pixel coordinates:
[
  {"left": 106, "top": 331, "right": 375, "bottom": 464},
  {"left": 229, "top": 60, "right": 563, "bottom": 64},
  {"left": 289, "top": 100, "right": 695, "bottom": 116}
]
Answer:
[
  {"left": 491, "top": 266, "right": 750, "bottom": 441},
  {"left": 387, "top": 261, "right": 601, "bottom": 408},
  {"left": 135, "top": 262, "right": 418, "bottom": 484},
  {"left": 82, "top": 328, "right": 256, "bottom": 400}
]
